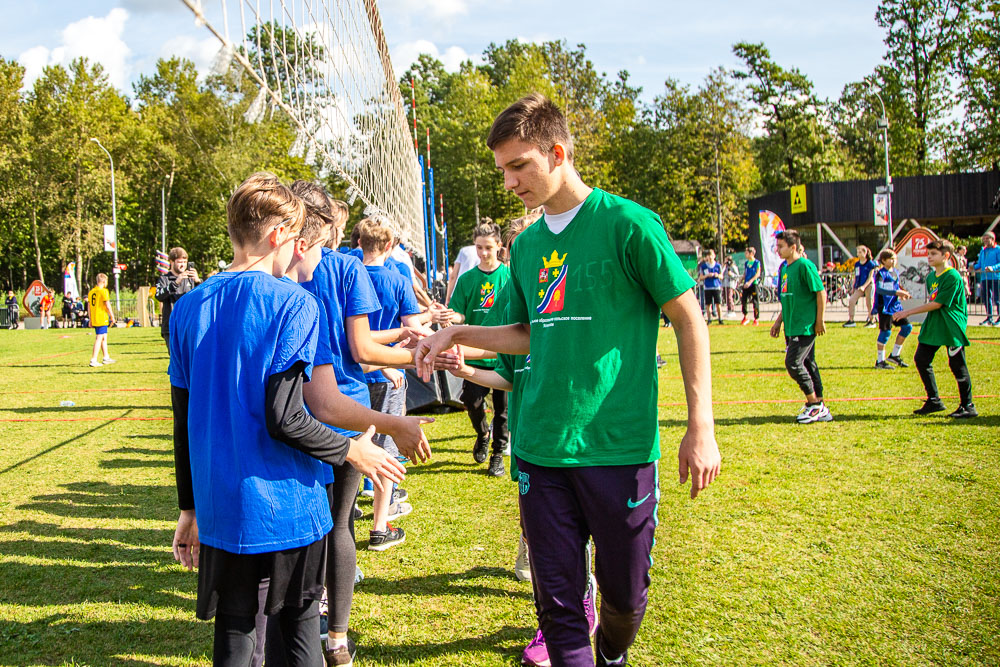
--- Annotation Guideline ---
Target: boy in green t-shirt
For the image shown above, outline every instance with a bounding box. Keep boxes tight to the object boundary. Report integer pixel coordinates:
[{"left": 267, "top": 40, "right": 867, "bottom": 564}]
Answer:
[
  {"left": 893, "top": 239, "right": 976, "bottom": 418},
  {"left": 414, "top": 94, "right": 720, "bottom": 667},
  {"left": 769, "top": 229, "right": 832, "bottom": 424},
  {"left": 437, "top": 220, "right": 512, "bottom": 476}
]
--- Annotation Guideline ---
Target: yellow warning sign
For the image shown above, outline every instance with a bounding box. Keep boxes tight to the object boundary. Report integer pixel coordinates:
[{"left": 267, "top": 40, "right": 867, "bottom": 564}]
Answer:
[{"left": 790, "top": 185, "right": 807, "bottom": 214}]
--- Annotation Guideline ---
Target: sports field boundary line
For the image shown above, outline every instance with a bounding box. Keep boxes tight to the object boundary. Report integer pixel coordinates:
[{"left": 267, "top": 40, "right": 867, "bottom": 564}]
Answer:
[
  {"left": 0, "top": 416, "right": 173, "bottom": 423},
  {"left": 1, "top": 350, "right": 80, "bottom": 366},
  {"left": 9, "top": 387, "right": 167, "bottom": 395},
  {"left": 658, "top": 394, "right": 998, "bottom": 407}
]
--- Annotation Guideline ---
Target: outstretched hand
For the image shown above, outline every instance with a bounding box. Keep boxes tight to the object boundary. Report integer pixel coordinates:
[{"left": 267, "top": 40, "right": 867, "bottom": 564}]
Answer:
[
  {"left": 346, "top": 425, "right": 406, "bottom": 491},
  {"left": 414, "top": 328, "right": 456, "bottom": 382},
  {"left": 390, "top": 415, "right": 434, "bottom": 463}
]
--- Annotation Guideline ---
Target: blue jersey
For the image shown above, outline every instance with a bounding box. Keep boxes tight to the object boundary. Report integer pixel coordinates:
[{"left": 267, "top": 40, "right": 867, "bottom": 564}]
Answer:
[
  {"left": 976, "top": 245, "right": 1000, "bottom": 280},
  {"left": 853, "top": 260, "right": 878, "bottom": 289},
  {"left": 363, "top": 264, "right": 420, "bottom": 383},
  {"left": 301, "top": 247, "right": 380, "bottom": 435},
  {"left": 873, "top": 267, "right": 903, "bottom": 315},
  {"left": 168, "top": 272, "right": 331, "bottom": 554},
  {"left": 699, "top": 261, "right": 722, "bottom": 289},
  {"left": 743, "top": 259, "right": 761, "bottom": 285}
]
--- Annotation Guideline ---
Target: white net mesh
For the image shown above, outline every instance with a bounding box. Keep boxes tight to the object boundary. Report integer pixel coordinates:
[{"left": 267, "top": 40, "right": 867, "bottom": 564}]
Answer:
[{"left": 179, "top": 0, "right": 424, "bottom": 255}]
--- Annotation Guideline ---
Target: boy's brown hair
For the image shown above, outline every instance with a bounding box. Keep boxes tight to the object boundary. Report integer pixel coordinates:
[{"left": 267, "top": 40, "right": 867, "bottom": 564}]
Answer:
[
  {"left": 745, "top": 246, "right": 756, "bottom": 254},
  {"left": 226, "top": 172, "right": 305, "bottom": 248},
  {"left": 486, "top": 93, "right": 574, "bottom": 160},
  {"left": 290, "top": 180, "right": 334, "bottom": 246},
  {"left": 356, "top": 218, "right": 393, "bottom": 254},
  {"left": 168, "top": 247, "right": 188, "bottom": 261},
  {"left": 473, "top": 220, "right": 502, "bottom": 244},
  {"left": 878, "top": 249, "right": 896, "bottom": 263},
  {"left": 926, "top": 239, "right": 955, "bottom": 257},
  {"left": 775, "top": 229, "right": 802, "bottom": 249}
]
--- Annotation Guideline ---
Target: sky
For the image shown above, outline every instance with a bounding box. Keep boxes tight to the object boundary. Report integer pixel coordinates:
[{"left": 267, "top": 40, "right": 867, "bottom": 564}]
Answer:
[{"left": 1, "top": 0, "right": 889, "bottom": 103}]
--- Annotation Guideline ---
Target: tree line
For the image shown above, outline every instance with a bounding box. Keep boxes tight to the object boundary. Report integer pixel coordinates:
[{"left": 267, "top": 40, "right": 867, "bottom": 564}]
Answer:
[{"left": 0, "top": 0, "right": 996, "bottom": 294}]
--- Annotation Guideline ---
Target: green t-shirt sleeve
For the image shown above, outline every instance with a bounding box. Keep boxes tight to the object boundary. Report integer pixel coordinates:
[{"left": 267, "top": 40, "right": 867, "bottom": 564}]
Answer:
[
  {"left": 507, "top": 243, "right": 530, "bottom": 325},
  {"left": 482, "top": 282, "right": 508, "bottom": 327},
  {"left": 448, "top": 272, "right": 469, "bottom": 315},
  {"left": 495, "top": 353, "right": 515, "bottom": 383},
  {"left": 623, "top": 213, "right": 696, "bottom": 306},
  {"left": 933, "top": 269, "right": 961, "bottom": 308},
  {"left": 803, "top": 261, "right": 824, "bottom": 293}
]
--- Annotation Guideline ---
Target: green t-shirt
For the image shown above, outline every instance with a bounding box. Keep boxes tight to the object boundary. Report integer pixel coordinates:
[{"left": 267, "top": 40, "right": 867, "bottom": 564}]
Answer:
[
  {"left": 507, "top": 188, "right": 696, "bottom": 468},
  {"left": 919, "top": 267, "right": 969, "bottom": 347},
  {"left": 449, "top": 263, "right": 510, "bottom": 369},
  {"left": 487, "top": 282, "right": 531, "bottom": 480},
  {"left": 779, "top": 257, "right": 825, "bottom": 336}
]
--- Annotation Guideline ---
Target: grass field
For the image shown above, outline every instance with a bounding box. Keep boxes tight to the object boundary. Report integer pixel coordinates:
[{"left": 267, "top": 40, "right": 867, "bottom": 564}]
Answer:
[{"left": 0, "top": 323, "right": 998, "bottom": 666}]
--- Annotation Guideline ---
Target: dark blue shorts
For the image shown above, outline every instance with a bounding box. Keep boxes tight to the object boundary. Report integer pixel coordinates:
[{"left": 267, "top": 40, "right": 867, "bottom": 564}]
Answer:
[{"left": 94, "top": 325, "right": 108, "bottom": 335}]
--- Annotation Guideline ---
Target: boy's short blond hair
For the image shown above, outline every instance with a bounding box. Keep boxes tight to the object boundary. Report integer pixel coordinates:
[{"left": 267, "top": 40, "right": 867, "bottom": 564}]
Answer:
[
  {"left": 96, "top": 273, "right": 108, "bottom": 285},
  {"left": 226, "top": 172, "right": 305, "bottom": 248},
  {"left": 357, "top": 218, "right": 392, "bottom": 254}
]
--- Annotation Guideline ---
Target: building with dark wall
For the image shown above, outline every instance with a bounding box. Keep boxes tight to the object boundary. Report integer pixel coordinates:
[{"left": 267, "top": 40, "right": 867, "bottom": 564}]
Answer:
[{"left": 747, "top": 170, "right": 1000, "bottom": 267}]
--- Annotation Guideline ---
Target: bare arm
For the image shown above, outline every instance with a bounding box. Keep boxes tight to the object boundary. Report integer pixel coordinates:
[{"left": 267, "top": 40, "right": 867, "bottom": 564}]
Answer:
[
  {"left": 302, "top": 364, "right": 432, "bottom": 463},
  {"left": 662, "top": 290, "right": 720, "bottom": 499},
  {"left": 346, "top": 314, "right": 415, "bottom": 368},
  {"left": 815, "top": 289, "right": 827, "bottom": 335},
  {"left": 414, "top": 323, "right": 530, "bottom": 381},
  {"left": 895, "top": 300, "right": 942, "bottom": 320}
]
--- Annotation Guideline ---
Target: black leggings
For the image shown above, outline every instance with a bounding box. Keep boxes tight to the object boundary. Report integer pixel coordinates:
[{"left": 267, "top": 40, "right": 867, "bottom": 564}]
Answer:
[
  {"left": 785, "top": 334, "right": 823, "bottom": 398},
  {"left": 216, "top": 600, "right": 322, "bottom": 666},
  {"left": 460, "top": 379, "right": 509, "bottom": 453},
  {"left": 914, "top": 343, "right": 972, "bottom": 406},
  {"left": 741, "top": 285, "right": 759, "bottom": 319},
  {"left": 326, "top": 465, "right": 361, "bottom": 633}
]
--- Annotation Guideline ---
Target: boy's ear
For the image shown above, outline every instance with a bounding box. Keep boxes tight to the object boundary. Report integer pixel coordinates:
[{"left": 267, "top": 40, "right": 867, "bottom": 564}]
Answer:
[{"left": 552, "top": 143, "right": 567, "bottom": 166}]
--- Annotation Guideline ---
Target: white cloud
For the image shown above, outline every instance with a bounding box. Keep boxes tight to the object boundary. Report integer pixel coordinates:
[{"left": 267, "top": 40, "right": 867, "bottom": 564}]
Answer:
[
  {"left": 391, "top": 39, "right": 471, "bottom": 76},
  {"left": 159, "top": 34, "right": 221, "bottom": 77},
  {"left": 383, "top": 0, "right": 470, "bottom": 20},
  {"left": 18, "top": 8, "right": 131, "bottom": 90}
]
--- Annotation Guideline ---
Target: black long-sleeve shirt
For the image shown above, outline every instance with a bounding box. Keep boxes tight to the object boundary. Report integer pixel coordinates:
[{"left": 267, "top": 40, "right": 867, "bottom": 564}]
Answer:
[{"left": 172, "top": 361, "right": 351, "bottom": 511}]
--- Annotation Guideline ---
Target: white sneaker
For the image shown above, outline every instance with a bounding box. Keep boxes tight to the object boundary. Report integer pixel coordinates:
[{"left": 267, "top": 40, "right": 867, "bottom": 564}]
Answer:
[
  {"left": 102, "top": 357, "right": 115, "bottom": 364},
  {"left": 89, "top": 360, "right": 101, "bottom": 367},
  {"left": 386, "top": 501, "right": 412, "bottom": 520},
  {"left": 514, "top": 536, "right": 531, "bottom": 582},
  {"left": 797, "top": 402, "right": 832, "bottom": 424}
]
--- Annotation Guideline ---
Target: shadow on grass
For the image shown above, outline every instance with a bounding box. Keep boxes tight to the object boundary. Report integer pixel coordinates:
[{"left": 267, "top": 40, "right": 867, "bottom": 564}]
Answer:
[
  {"left": 15, "top": 481, "right": 175, "bottom": 521},
  {"left": 358, "top": 566, "right": 533, "bottom": 601},
  {"left": 4, "top": 405, "right": 170, "bottom": 414},
  {"left": 124, "top": 434, "right": 172, "bottom": 441},
  {"left": 0, "top": 412, "right": 131, "bottom": 474},
  {"left": 0, "top": 616, "right": 209, "bottom": 666},
  {"left": 407, "top": 459, "right": 481, "bottom": 474},
  {"left": 353, "top": 624, "right": 532, "bottom": 665},
  {"left": 101, "top": 457, "right": 174, "bottom": 469},
  {"left": 106, "top": 446, "right": 170, "bottom": 456}
]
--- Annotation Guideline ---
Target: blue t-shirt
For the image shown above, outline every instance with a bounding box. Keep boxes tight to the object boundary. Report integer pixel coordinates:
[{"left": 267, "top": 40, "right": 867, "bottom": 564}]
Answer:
[
  {"left": 743, "top": 259, "right": 761, "bottom": 285},
  {"left": 301, "top": 247, "right": 381, "bottom": 435},
  {"left": 168, "top": 272, "right": 331, "bottom": 555},
  {"left": 700, "top": 261, "right": 722, "bottom": 290},
  {"left": 853, "top": 260, "right": 878, "bottom": 289},
  {"left": 363, "top": 264, "right": 420, "bottom": 383},
  {"left": 386, "top": 256, "right": 414, "bottom": 284},
  {"left": 976, "top": 246, "right": 1000, "bottom": 280},
  {"left": 874, "top": 267, "right": 903, "bottom": 315}
]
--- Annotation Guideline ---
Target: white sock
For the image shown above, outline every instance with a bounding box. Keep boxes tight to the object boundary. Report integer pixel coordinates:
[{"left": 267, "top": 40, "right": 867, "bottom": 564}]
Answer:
[
  {"left": 892, "top": 344, "right": 903, "bottom": 357},
  {"left": 328, "top": 637, "right": 348, "bottom": 650},
  {"left": 877, "top": 349, "right": 885, "bottom": 362}
]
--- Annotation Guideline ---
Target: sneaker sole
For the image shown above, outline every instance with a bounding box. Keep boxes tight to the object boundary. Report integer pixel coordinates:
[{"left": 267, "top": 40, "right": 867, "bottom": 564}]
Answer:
[
  {"left": 522, "top": 657, "right": 551, "bottom": 667},
  {"left": 913, "top": 406, "right": 946, "bottom": 415},
  {"left": 387, "top": 503, "right": 412, "bottom": 520},
  {"left": 368, "top": 534, "right": 405, "bottom": 551}
]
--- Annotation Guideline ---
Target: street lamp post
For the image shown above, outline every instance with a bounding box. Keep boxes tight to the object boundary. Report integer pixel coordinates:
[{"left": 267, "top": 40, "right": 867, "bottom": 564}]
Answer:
[
  {"left": 90, "top": 138, "right": 120, "bottom": 310},
  {"left": 872, "top": 90, "right": 894, "bottom": 247}
]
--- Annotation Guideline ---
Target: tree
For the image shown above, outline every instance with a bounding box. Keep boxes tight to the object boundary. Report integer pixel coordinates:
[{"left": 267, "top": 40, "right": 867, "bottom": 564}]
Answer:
[
  {"left": 875, "top": 0, "right": 980, "bottom": 174},
  {"left": 955, "top": 2, "right": 1000, "bottom": 169}
]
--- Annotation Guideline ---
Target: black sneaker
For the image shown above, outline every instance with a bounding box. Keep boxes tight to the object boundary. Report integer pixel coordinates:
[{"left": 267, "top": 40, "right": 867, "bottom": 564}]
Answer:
[
  {"left": 324, "top": 637, "right": 357, "bottom": 667},
  {"left": 887, "top": 354, "right": 908, "bottom": 368},
  {"left": 368, "top": 524, "right": 405, "bottom": 551},
  {"left": 487, "top": 453, "right": 504, "bottom": 477},
  {"left": 913, "top": 399, "right": 946, "bottom": 415},
  {"left": 595, "top": 629, "right": 628, "bottom": 666},
  {"left": 473, "top": 435, "right": 490, "bottom": 464},
  {"left": 875, "top": 360, "right": 894, "bottom": 370},
  {"left": 948, "top": 404, "right": 978, "bottom": 419}
]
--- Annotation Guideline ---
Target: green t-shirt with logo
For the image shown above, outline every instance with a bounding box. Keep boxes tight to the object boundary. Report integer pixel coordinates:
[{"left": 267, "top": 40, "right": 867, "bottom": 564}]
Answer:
[
  {"left": 449, "top": 263, "right": 510, "bottom": 369},
  {"left": 919, "top": 267, "right": 969, "bottom": 348},
  {"left": 486, "top": 282, "right": 531, "bottom": 480},
  {"left": 507, "top": 188, "right": 696, "bottom": 468},
  {"left": 778, "top": 257, "right": 825, "bottom": 336}
]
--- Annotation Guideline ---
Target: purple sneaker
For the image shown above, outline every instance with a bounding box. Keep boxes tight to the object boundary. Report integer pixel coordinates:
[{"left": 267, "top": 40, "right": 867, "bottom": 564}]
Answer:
[
  {"left": 584, "top": 574, "right": 598, "bottom": 637},
  {"left": 522, "top": 629, "right": 550, "bottom": 666}
]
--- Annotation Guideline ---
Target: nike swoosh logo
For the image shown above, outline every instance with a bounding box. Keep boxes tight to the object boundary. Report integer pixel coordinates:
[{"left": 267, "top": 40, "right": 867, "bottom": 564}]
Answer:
[{"left": 626, "top": 493, "right": 651, "bottom": 509}]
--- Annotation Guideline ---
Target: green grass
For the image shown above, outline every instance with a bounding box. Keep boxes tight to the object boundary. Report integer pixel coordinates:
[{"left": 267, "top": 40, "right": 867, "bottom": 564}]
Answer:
[{"left": 0, "top": 324, "right": 998, "bottom": 666}]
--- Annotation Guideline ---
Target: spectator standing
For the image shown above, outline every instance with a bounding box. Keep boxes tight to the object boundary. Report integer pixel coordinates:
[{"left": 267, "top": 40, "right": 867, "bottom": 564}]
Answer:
[
  {"left": 722, "top": 257, "right": 739, "bottom": 313},
  {"left": 956, "top": 246, "right": 971, "bottom": 297},
  {"left": 156, "top": 247, "right": 201, "bottom": 347},
  {"left": 39, "top": 289, "right": 54, "bottom": 329},
  {"left": 698, "top": 249, "right": 723, "bottom": 324},
  {"left": 973, "top": 231, "right": 1000, "bottom": 326},
  {"left": 5, "top": 291, "right": 18, "bottom": 330},
  {"left": 445, "top": 243, "right": 480, "bottom": 303},
  {"left": 844, "top": 245, "right": 877, "bottom": 327}
]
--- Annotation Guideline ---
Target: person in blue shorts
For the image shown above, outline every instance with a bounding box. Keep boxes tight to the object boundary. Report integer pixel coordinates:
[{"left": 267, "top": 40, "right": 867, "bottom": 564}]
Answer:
[
  {"left": 169, "top": 172, "right": 402, "bottom": 666},
  {"left": 871, "top": 249, "right": 913, "bottom": 370},
  {"left": 698, "top": 249, "right": 723, "bottom": 324},
  {"left": 844, "top": 245, "right": 877, "bottom": 327}
]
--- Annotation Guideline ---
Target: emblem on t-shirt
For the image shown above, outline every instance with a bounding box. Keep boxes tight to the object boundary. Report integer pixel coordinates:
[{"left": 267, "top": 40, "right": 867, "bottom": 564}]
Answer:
[
  {"left": 929, "top": 280, "right": 938, "bottom": 300},
  {"left": 780, "top": 273, "right": 788, "bottom": 294},
  {"left": 479, "top": 281, "right": 495, "bottom": 308},
  {"left": 537, "top": 251, "right": 567, "bottom": 314}
]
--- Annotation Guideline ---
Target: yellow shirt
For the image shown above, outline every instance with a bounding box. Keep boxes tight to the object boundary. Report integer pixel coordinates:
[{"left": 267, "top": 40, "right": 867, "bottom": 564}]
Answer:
[{"left": 88, "top": 286, "right": 111, "bottom": 327}]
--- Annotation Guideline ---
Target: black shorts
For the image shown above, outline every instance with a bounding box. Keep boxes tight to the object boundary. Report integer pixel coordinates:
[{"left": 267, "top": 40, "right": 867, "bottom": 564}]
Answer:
[
  {"left": 704, "top": 289, "right": 721, "bottom": 305},
  {"left": 878, "top": 313, "right": 909, "bottom": 332}
]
